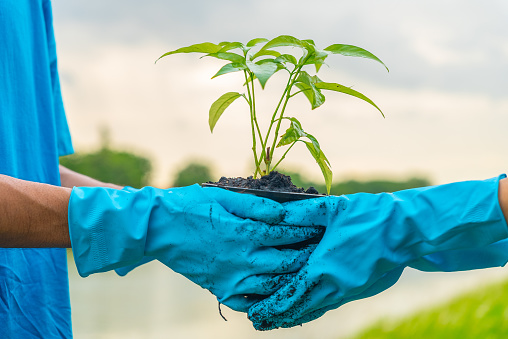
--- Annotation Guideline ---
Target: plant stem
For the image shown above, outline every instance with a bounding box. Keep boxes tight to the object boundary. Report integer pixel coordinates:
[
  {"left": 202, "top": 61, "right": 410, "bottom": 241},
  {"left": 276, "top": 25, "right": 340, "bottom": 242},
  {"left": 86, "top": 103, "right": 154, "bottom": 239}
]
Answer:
[
  {"left": 267, "top": 64, "right": 305, "bottom": 169},
  {"left": 289, "top": 88, "right": 312, "bottom": 98},
  {"left": 268, "top": 54, "right": 313, "bottom": 167},
  {"left": 244, "top": 70, "right": 262, "bottom": 177},
  {"left": 259, "top": 71, "right": 296, "bottom": 172},
  {"left": 270, "top": 141, "right": 297, "bottom": 172},
  {"left": 250, "top": 73, "right": 266, "bottom": 174}
]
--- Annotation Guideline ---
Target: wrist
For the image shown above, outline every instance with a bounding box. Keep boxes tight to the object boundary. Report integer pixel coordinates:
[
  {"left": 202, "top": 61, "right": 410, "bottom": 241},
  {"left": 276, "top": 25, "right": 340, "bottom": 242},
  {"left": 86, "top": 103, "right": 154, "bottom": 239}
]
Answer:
[{"left": 498, "top": 177, "right": 508, "bottom": 224}]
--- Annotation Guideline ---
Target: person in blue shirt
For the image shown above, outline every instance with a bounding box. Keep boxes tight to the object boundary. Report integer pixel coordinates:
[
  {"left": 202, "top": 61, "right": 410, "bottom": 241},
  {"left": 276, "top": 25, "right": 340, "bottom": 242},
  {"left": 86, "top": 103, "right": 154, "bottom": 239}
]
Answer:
[{"left": 0, "top": 1, "right": 321, "bottom": 337}]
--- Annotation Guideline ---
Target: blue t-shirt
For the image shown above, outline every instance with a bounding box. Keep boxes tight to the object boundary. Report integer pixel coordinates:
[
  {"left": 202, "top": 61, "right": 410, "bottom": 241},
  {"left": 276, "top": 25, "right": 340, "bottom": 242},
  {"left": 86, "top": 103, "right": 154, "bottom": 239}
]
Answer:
[{"left": 0, "top": 0, "right": 74, "bottom": 337}]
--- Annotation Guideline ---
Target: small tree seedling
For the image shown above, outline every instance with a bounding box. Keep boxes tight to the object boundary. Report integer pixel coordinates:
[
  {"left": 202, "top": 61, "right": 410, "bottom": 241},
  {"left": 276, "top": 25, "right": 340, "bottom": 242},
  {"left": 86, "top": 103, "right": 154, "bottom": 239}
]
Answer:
[{"left": 157, "top": 35, "right": 387, "bottom": 194}]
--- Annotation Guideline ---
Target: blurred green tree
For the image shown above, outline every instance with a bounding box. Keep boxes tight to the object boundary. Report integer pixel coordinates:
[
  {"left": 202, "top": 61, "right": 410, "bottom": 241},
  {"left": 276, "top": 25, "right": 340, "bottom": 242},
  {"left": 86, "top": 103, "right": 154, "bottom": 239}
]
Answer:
[
  {"left": 332, "top": 177, "right": 431, "bottom": 195},
  {"left": 172, "top": 161, "right": 215, "bottom": 187},
  {"left": 281, "top": 170, "right": 431, "bottom": 195},
  {"left": 59, "top": 128, "right": 152, "bottom": 188}
]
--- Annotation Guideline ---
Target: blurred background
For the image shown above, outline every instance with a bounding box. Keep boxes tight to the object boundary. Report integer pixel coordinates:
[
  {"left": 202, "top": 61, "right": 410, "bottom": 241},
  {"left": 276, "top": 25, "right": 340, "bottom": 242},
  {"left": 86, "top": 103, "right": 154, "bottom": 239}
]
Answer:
[{"left": 52, "top": 0, "right": 508, "bottom": 337}]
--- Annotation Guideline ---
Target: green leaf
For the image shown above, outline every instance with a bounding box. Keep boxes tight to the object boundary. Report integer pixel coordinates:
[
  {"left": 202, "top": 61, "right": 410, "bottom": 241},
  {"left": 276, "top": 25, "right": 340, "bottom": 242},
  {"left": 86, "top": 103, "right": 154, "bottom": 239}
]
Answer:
[
  {"left": 218, "top": 42, "right": 246, "bottom": 53},
  {"left": 257, "top": 58, "right": 287, "bottom": 72},
  {"left": 277, "top": 117, "right": 321, "bottom": 152},
  {"left": 304, "top": 141, "right": 332, "bottom": 194},
  {"left": 277, "top": 126, "right": 300, "bottom": 147},
  {"left": 243, "top": 59, "right": 285, "bottom": 86},
  {"left": 277, "top": 118, "right": 306, "bottom": 148},
  {"left": 276, "top": 118, "right": 330, "bottom": 192},
  {"left": 294, "top": 71, "right": 326, "bottom": 109},
  {"left": 255, "top": 58, "right": 278, "bottom": 65},
  {"left": 156, "top": 42, "right": 222, "bottom": 62},
  {"left": 246, "top": 38, "right": 269, "bottom": 48},
  {"left": 251, "top": 49, "right": 281, "bottom": 61},
  {"left": 211, "top": 63, "right": 247, "bottom": 79},
  {"left": 246, "top": 60, "right": 278, "bottom": 89},
  {"left": 205, "top": 52, "right": 245, "bottom": 64},
  {"left": 258, "top": 35, "right": 316, "bottom": 59},
  {"left": 302, "top": 39, "right": 316, "bottom": 47},
  {"left": 286, "top": 117, "right": 305, "bottom": 135},
  {"left": 261, "top": 35, "right": 307, "bottom": 51},
  {"left": 295, "top": 83, "right": 316, "bottom": 108},
  {"left": 304, "top": 50, "right": 329, "bottom": 72},
  {"left": 275, "top": 54, "right": 298, "bottom": 66},
  {"left": 209, "top": 92, "right": 242, "bottom": 132},
  {"left": 305, "top": 133, "right": 323, "bottom": 156},
  {"left": 315, "top": 82, "right": 384, "bottom": 117},
  {"left": 324, "top": 44, "right": 389, "bottom": 72}
]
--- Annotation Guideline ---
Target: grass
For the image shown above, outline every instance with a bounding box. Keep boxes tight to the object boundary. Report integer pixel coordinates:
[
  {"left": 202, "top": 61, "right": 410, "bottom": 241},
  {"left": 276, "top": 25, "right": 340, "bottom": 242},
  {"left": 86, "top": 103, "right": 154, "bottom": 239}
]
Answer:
[{"left": 351, "top": 278, "right": 508, "bottom": 339}]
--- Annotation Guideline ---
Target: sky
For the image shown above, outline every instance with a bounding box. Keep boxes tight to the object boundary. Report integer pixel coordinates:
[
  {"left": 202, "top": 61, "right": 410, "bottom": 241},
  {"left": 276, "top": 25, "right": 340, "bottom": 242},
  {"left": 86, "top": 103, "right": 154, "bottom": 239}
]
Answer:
[{"left": 52, "top": 0, "right": 508, "bottom": 186}]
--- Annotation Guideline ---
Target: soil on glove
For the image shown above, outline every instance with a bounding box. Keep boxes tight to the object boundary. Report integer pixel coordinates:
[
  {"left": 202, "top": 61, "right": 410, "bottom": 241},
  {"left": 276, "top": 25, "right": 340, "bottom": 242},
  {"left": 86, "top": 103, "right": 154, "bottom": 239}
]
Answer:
[{"left": 209, "top": 171, "right": 323, "bottom": 195}]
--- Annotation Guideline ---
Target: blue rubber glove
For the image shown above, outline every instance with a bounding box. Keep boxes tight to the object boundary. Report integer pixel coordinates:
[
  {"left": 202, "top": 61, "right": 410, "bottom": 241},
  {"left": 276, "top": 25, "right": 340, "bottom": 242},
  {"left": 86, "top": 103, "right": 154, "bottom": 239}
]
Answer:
[
  {"left": 68, "top": 184, "right": 322, "bottom": 312},
  {"left": 283, "top": 240, "right": 508, "bottom": 328},
  {"left": 249, "top": 175, "right": 508, "bottom": 330},
  {"left": 410, "top": 238, "right": 508, "bottom": 272}
]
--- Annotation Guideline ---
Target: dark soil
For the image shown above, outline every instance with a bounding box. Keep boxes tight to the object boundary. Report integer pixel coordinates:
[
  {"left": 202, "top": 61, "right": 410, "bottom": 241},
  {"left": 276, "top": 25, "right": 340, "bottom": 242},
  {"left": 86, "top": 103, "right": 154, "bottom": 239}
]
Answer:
[
  {"left": 209, "top": 171, "right": 322, "bottom": 195},
  {"left": 209, "top": 171, "right": 326, "bottom": 259}
]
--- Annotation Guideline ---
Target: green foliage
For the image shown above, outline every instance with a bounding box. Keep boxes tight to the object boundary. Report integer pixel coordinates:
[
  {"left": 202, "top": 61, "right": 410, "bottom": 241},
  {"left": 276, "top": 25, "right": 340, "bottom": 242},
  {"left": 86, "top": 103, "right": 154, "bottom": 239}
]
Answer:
[
  {"left": 208, "top": 92, "right": 243, "bottom": 132},
  {"left": 157, "top": 35, "right": 388, "bottom": 194},
  {"left": 60, "top": 147, "right": 152, "bottom": 188},
  {"left": 333, "top": 177, "right": 431, "bottom": 195},
  {"left": 351, "top": 278, "right": 508, "bottom": 339},
  {"left": 282, "top": 170, "right": 430, "bottom": 195},
  {"left": 172, "top": 161, "right": 214, "bottom": 187}
]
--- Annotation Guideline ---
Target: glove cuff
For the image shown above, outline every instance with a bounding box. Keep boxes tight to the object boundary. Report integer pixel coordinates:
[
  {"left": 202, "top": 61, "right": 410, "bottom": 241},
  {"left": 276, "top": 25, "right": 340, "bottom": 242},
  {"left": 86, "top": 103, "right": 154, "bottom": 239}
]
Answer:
[
  {"left": 400, "top": 174, "right": 508, "bottom": 260},
  {"left": 68, "top": 187, "right": 151, "bottom": 277}
]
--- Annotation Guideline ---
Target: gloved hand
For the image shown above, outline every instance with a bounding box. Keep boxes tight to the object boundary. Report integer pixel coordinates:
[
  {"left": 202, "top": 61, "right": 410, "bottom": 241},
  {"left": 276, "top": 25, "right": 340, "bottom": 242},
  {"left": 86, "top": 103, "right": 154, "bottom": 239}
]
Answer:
[
  {"left": 249, "top": 175, "right": 508, "bottom": 330},
  {"left": 68, "top": 184, "right": 323, "bottom": 312}
]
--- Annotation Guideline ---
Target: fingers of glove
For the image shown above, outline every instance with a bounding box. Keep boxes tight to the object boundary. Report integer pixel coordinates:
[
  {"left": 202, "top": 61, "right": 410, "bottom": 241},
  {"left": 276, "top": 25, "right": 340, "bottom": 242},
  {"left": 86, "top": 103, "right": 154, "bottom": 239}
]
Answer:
[
  {"left": 243, "top": 221, "right": 324, "bottom": 247},
  {"left": 248, "top": 268, "right": 317, "bottom": 327},
  {"left": 203, "top": 187, "right": 285, "bottom": 224},
  {"left": 282, "top": 196, "right": 347, "bottom": 227},
  {"left": 250, "top": 290, "right": 337, "bottom": 331},
  {"left": 234, "top": 274, "right": 296, "bottom": 296},
  {"left": 266, "top": 267, "right": 407, "bottom": 330},
  {"left": 250, "top": 245, "right": 317, "bottom": 275},
  {"left": 220, "top": 274, "right": 296, "bottom": 313},
  {"left": 115, "top": 257, "right": 156, "bottom": 276}
]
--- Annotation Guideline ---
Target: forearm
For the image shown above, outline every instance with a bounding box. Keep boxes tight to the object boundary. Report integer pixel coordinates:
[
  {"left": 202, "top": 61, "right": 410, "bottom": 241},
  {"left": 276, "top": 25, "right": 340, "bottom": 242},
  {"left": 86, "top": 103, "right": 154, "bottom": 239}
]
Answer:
[
  {"left": 0, "top": 174, "right": 71, "bottom": 248},
  {"left": 59, "top": 165, "right": 123, "bottom": 189}
]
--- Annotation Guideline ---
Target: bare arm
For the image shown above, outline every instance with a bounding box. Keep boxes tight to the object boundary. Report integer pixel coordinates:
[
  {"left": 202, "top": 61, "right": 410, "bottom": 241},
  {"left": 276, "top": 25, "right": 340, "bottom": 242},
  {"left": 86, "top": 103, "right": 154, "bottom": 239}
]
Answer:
[
  {"left": 0, "top": 167, "right": 122, "bottom": 248},
  {"left": 499, "top": 178, "right": 508, "bottom": 222},
  {"left": 59, "top": 165, "right": 123, "bottom": 189},
  {"left": 0, "top": 174, "right": 71, "bottom": 247}
]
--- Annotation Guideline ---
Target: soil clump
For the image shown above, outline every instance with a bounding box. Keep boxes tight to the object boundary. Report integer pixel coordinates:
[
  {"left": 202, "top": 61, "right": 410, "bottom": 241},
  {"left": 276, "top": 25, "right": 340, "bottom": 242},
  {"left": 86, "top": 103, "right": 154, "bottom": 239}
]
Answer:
[{"left": 209, "top": 171, "right": 322, "bottom": 195}]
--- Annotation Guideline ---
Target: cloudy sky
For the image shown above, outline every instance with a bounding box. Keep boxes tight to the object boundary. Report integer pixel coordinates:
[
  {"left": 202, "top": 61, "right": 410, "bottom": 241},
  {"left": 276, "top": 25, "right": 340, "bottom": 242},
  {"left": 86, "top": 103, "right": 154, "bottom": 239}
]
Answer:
[{"left": 52, "top": 0, "right": 508, "bottom": 186}]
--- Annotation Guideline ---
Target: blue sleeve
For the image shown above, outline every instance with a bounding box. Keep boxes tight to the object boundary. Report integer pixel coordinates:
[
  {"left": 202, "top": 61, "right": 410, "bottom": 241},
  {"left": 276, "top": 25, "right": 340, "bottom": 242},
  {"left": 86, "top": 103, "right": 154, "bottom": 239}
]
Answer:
[{"left": 43, "top": 0, "right": 73, "bottom": 156}]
